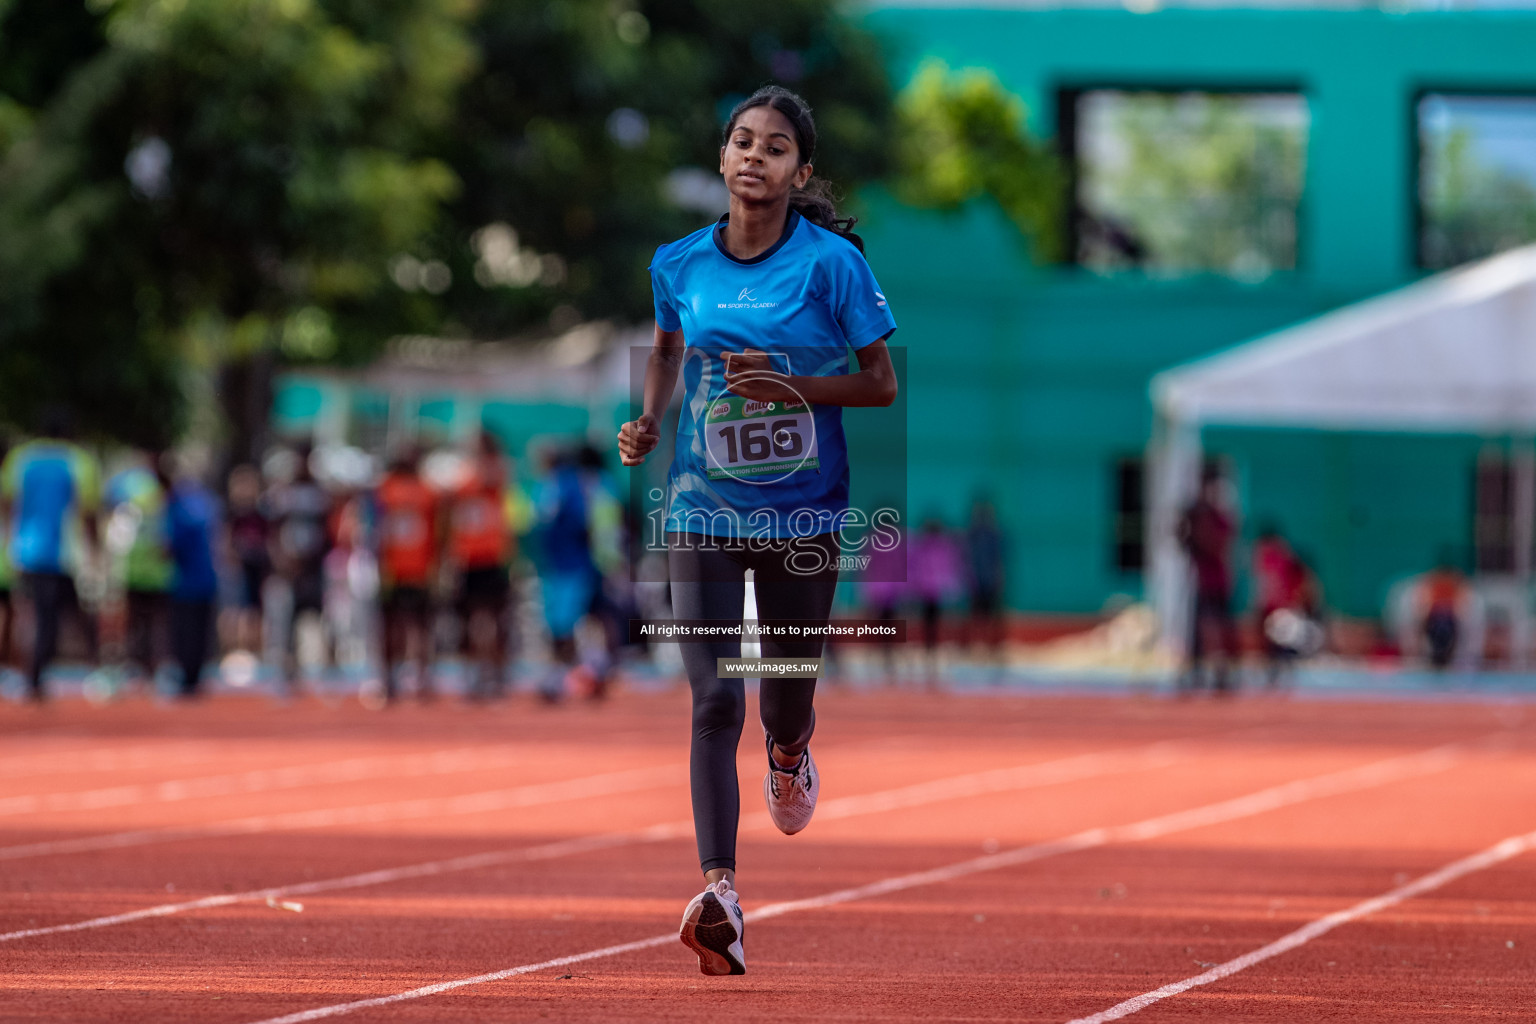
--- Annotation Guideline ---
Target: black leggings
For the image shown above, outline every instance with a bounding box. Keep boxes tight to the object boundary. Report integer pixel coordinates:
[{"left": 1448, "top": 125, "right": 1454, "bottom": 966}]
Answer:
[
  {"left": 668, "top": 532, "right": 840, "bottom": 875},
  {"left": 171, "top": 598, "right": 214, "bottom": 697},
  {"left": 24, "top": 572, "right": 68, "bottom": 699}
]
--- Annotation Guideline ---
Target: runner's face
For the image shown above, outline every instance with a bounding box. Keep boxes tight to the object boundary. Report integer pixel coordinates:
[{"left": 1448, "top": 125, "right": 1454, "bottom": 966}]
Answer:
[{"left": 719, "top": 106, "right": 812, "bottom": 204}]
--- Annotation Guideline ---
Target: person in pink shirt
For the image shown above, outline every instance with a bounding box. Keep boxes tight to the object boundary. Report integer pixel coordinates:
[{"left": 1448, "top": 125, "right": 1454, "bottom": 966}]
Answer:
[{"left": 909, "top": 516, "right": 964, "bottom": 678}]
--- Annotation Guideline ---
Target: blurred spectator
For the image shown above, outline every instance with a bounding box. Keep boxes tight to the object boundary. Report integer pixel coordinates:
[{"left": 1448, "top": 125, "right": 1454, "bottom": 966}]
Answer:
[
  {"left": 163, "top": 455, "right": 219, "bottom": 698},
  {"left": 861, "top": 516, "right": 908, "bottom": 679},
  {"left": 574, "top": 443, "right": 627, "bottom": 698},
  {"left": 1252, "top": 527, "right": 1324, "bottom": 688},
  {"left": 221, "top": 463, "right": 270, "bottom": 658},
  {"left": 910, "top": 515, "right": 964, "bottom": 676},
  {"left": 1417, "top": 555, "right": 1470, "bottom": 670},
  {"left": 266, "top": 446, "right": 333, "bottom": 689},
  {"left": 324, "top": 484, "right": 376, "bottom": 680},
  {"left": 964, "top": 496, "right": 1006, "bottom": 658},
  {"left": 1177, "top": 465, "right": 1238, "bottom": 694},
  {"left": 105, "top": 451, "right": 173, "bottom": 688},
  {"left": 450, "top": 431, "right": 515, "bottom": 699},
  {"left": 373, "top": 446, "right": 441, "bottom": 703},
  {"left": 532, "top": 447, "right": 600, "bottom": 701},
  {"left": 0, "top": 407, "right": 102, "bottom": 701},
  {"left": 0, "top": 439, "right": 13, "bottom": 676}
]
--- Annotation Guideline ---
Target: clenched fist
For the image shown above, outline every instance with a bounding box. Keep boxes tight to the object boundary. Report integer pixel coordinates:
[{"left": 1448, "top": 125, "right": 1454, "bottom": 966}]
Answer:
[{"left": 617, "top": 413, "right": 661, "bottom": 467}]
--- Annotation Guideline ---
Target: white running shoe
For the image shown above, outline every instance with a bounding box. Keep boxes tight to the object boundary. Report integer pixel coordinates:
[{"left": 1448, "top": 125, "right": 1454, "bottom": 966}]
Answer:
[
  {"left": 763, "top": 738, "right": 819, "bottom": 835},
  {"left": 679, "top": 879, "right": 745, "bottom": 976}
]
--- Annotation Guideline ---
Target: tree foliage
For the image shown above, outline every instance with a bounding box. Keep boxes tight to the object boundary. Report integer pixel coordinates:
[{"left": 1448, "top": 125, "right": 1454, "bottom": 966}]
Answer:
[
  {"left": 433, "top": 0, "right": 894, "bottom": 338},
  {"left": 892, "top": 60, "right": 1064, "bottom": 262},
  {"left": 0, "top": 0, "right": 895, "bottom": 452},
  {"left": 0, "top": 0, "right": 477, "bottom": 448}
]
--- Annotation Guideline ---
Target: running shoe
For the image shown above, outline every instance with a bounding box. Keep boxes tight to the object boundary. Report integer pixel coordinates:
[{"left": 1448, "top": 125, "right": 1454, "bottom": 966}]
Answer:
[
  {"left": 763, "top": 737, "right": 819, "bottom": 835},
  {"left": 679, "top": 879, "right": 745, "bottom": 976}
]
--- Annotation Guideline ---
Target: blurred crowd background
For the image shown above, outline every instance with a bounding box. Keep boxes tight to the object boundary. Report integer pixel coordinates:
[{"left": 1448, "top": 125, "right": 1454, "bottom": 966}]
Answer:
[{"left": 3, "top": 0, "right": 1536, "bottom": 704}]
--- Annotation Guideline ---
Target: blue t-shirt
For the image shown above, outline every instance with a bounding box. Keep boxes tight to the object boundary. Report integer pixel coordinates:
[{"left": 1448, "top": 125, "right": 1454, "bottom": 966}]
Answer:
[
  {"left": 649, "top": 212, "right": 896, "bottom": 539},
  {"left": 534, "top": 464, "right": 596, "bottom": 576},
  {"left": 1, "top": 439, "right": 101, "bottom": 575},
  {"left": 166, "top": 482, "right": 220, "bottom": 601}
]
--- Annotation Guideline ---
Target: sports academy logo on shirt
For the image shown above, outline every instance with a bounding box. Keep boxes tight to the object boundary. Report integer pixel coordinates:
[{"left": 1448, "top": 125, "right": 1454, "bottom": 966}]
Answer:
[{"left": 717, "top": 287, "right": 779, "bottom": 310}]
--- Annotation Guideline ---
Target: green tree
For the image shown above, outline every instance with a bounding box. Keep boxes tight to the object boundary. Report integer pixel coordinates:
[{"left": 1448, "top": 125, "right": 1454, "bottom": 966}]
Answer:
[
  {"left": 891, "top": 60, "right": 1064, "bottom": 262},
  {"left": 0, "top": 0, "right": 477, "bottom": 453},
  {"left": 428, "top": 0, "right": 894, "bottom": 339},
  {"left": 0, "top": 0, "right": 896, "bottom": 453}
]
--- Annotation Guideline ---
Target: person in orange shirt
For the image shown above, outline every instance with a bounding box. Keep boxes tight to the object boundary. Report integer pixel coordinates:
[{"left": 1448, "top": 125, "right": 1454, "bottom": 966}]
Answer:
[
  {"left": 450, "top": 431, "right": 515, "bottom": 699},
  {"left": 374, "top": 446, "right": 442, "bottom": 703}
]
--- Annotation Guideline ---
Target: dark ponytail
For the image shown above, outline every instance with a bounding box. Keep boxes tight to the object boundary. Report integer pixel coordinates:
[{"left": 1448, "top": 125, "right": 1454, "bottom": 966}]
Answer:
[{"left": 723, "top": 85, "right": 864, "bottom": 253}]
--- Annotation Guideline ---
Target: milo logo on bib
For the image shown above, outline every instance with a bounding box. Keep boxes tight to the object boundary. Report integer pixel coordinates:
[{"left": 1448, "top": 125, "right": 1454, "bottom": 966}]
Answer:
[{"left": 703, "top": 396, "right": 819, "bottom": 481}]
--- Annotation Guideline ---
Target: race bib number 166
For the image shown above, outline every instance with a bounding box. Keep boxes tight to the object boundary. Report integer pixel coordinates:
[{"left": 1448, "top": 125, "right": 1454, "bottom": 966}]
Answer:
[{"left": 704, "top": 396, "right": 819, "bottom": 480}]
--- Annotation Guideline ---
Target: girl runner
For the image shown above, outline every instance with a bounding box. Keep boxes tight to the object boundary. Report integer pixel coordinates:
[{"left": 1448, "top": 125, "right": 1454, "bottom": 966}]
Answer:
[{"left": 617, "top": 85, "right": 898, "bottom": 976}]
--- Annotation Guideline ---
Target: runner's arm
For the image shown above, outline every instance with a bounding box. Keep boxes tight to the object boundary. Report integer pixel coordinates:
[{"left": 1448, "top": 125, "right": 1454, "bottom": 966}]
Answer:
[
  {"left": 617, "top": 326, "right": 684, "bottom": 466},
  {"left": 724, "top": 335, "right": 897, "bottom": 408}
]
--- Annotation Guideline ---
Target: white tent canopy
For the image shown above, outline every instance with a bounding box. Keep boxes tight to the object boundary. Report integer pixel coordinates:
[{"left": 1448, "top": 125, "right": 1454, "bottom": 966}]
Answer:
[{"left": 1147, "top": 244, "right": 1536, "bottom": 653}]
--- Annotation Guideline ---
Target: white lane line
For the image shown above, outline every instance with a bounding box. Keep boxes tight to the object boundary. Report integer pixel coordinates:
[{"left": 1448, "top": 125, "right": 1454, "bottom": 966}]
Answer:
[
  {"left": 254, "top": 933, "right": 688, "bottom": 1024},
  {"left": 240, "top": 742, "right": 1474, "bottom": 1024},
  {"left": 798, "top": 743, "right": 1183, "bottom": 823},
  {"left": 1, "top": 742, "right": 1181, "bottom": 943},
  {"left": 1064, "top": 828, "right": 1536, "bottom": 1023},
  {"left": 0, "top": 824, "right": 692, "bottom": 945},
  {"left": 0, "top": 742, "right": 231, "bottom": 780},
  {"left": 0, "top": 746, "right": 528, "bottom": 817},
  {"left": 0, "top": 768, "right": 668, "bottom": 862}
]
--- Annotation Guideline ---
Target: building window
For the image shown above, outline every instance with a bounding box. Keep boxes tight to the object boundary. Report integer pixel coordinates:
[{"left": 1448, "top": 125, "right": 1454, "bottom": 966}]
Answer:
[
  {"left": 1063, "top": 89, "right": 1309, "bottom": 278},
  {"left": 1113, "top": 456, "right": 1145, "bottom": 573},
  {"left": 1418, "top": 93, "right": 1536, "bottom": 270}
]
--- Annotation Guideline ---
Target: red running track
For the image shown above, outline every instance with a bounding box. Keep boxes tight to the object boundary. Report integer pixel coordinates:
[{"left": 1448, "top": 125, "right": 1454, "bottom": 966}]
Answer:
[{"left": 1, "top": 687, "right": 1533, "bottom": 1022}]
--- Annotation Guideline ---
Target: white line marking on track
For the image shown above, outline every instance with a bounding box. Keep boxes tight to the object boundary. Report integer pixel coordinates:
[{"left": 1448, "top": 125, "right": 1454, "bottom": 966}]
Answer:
[
  {"left": 1063, "top": 828, "right": 1536, "bottom": 1023},
  {"left": 0, "top": 747, "right": 529, "bottom": 817},
  {"left": 256, "top": 933, "right": 688, "bottom": 1024},
  {"left": 0, "top": 767, "right": 669, "bottom": 862},
  {"left": 238, "top": 742, "right": 1475, "bottom": 1024},
  {"left": 0, "top": 824, "right": 693, "bottom": 944},
  {"left": 0, "top": 742, "right": 231, "bottom": 779},
  {"left": 0, "top": 742, "right": 1182, "bottom": 943}
]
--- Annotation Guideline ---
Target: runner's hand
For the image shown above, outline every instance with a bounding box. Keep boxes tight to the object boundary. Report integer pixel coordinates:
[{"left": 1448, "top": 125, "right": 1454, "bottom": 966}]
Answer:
[
  {"left": 724, "top": 349, "right": 797, "bottom": 401},
  {"left": 617, "top": 413, "right": 660, "bottom": 466}
]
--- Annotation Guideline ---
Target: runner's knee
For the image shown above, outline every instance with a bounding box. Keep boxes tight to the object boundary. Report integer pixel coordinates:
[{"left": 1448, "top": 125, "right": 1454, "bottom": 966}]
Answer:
[{"left": 692, "top": 680, "right": 746, "bottom": 739}]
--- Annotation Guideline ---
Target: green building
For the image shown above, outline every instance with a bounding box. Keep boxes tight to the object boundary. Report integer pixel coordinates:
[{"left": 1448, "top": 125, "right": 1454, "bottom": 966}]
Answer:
[
  {"left": 856, "top": 5, "right": 1536, "bottom": 619},
  {"left": 277, "top": 6, "right": 1536, "bottom": 623}
]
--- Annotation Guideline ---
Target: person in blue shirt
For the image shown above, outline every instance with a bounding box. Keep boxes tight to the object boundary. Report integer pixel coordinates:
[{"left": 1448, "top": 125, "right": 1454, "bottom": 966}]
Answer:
[
  {"left": 0, "top": 408, "right": 102, "bottom": 702},
  {"left": 617, "top": 85, "right": 898, "bottom": 977},
  {"left": 0, "top": 438, "right": 14, "bottom": 678},
  {"left": 530, "top": 446, "right": 598, "bottom": 702},
  {"left": 162, "top": 457, "right": 220, "bottom": 699}
]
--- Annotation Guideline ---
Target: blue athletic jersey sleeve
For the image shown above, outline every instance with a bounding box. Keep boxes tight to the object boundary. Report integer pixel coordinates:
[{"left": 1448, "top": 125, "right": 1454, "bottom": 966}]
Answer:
[
  {"left": 646, "top": 213, "right": 897, "bottom": 539},
  {"left": 828, "top": 241, "right": 897, "bottom": 349},
  {"left": 649, "top": 244, "right": 684, "bottom": 332}
]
